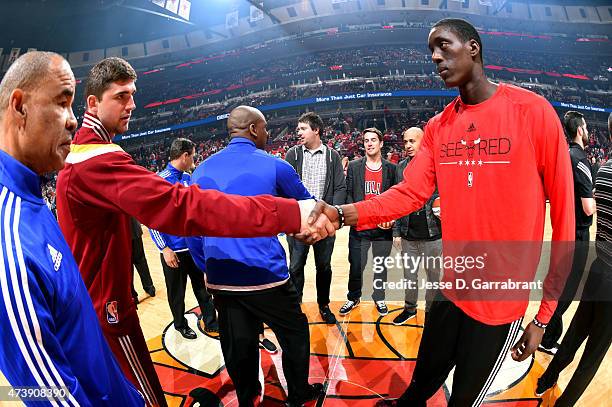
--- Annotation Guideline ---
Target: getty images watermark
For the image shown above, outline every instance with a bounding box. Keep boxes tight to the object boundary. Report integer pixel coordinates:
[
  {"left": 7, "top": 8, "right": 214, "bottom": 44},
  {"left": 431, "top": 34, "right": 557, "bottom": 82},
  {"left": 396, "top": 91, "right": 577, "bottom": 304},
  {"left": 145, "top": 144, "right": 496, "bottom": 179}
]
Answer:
[
  {"left": 369, "top": 252, "right": 543, "bottom": 297},
  {"left": 359, "top": 241, "right": 604, "bottom": 302}
]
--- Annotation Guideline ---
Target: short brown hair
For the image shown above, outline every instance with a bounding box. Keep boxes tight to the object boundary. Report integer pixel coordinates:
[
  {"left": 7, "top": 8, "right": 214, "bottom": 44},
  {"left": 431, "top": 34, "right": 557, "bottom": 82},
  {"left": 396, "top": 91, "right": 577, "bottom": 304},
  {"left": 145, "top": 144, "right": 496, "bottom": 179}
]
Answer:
[
  {"left": 363, "top": 127, "right": 383, "bottom": 142},
  {"left": 298, "top": 112, "right": 324, "bottom": 133},
  {"left": 85, "top": 57, "right": 137, "bottom": 101},
  {"left": 169, "top": 138, "right": 195, "bottom": 160}
]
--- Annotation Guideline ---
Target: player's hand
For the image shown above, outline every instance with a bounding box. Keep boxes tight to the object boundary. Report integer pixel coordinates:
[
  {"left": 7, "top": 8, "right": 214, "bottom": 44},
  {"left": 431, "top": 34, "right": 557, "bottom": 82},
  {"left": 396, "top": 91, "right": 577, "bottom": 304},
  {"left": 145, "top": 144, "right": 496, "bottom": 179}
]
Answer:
[
  {"left": 293, "top": 199, "right": 336, "bottom": 244},
  {"left": 378, "top": 220, "right": 395, "bottom": 230},
  {"left": 307, "top": 200, "right": 341, "bottom": 230},
  {"left": 393, "top": 237, "right": 402, "bottom": 251},
  {"left": 511, "top": 322, "right": 544, "bottom": 362},
  {"left": 162, "top": 247, "right": 180, "bottom": 268}
]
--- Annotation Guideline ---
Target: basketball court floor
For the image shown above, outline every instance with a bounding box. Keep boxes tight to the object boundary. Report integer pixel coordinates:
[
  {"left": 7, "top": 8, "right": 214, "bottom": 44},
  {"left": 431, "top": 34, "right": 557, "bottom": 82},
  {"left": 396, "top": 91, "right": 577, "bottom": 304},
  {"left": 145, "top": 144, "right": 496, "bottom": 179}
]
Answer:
[
  {"left": 133, "top": 216, "right": 610, "bottom": 406},
  {"left": 0, "top": 212, "right": 609, "bottom": 406}
]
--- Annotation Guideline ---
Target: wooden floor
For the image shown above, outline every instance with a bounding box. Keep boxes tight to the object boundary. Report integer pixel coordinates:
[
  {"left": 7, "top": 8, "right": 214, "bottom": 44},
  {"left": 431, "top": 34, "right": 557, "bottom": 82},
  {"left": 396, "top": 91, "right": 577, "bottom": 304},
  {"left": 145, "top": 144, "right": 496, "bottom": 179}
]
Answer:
[{"left": 0, "top": 208, "right": 610, "bottom": 406}]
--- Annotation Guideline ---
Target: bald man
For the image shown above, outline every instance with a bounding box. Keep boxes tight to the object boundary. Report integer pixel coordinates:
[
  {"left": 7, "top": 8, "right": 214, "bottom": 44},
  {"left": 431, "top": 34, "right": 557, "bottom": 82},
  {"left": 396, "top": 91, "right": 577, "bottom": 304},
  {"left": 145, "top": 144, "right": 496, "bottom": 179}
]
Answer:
[
  {"left": 0, "top": 52, "right": 144, "bottom": 405},
  {"left": 186, "top": 106, "right": 324, "bottom": 406},
  {"left": 391, "top": 127, "right": 442, "bottom": 325}
]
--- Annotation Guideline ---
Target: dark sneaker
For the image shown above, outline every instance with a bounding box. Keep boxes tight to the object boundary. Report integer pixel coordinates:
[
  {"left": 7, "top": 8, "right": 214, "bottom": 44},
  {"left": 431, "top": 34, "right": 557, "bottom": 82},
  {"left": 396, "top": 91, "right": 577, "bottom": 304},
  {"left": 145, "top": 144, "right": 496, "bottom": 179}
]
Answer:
[
  {"left": 189, "top": 387, "right": 222, "bottom": 406},
  {"left": 339, "top": 299, "right": 360, "bottom": 316},
  {"left": 393, "top": 308, "right": 417, "bottom": 325},
  {"left": 286, "top": 383, "right": 324, "bottom": 406},
  {"left": 319, "top": 306, "right": 337, "bottom": 324},
  {"left": 375, "top": 301, "right": 389, "bottom": 316},
  {"left": 538, "top": 343, "right": 559, "bottom": 355},
  {"left": 259, "top": 338, "right": 278, "bottom": 354},
  {"left": 535, "top": 376, "right": 555, "bottom": 397},
  {"left": 204, "top": 321, "right": 219, "bottom": 334}
]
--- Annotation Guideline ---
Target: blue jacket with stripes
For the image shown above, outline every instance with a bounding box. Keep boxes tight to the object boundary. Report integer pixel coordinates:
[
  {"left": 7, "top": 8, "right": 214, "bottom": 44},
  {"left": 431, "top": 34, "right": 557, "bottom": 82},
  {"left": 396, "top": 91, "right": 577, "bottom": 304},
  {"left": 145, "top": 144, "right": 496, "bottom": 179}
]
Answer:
[
  {"left": 148, "top": 163, "right": 191, "bottom": 252},
  {"left": 186, "top": 138, "right": 313, "bottom": 291},
  {"left": 0, "top": 150, "right": 143, "bottom": 406}
]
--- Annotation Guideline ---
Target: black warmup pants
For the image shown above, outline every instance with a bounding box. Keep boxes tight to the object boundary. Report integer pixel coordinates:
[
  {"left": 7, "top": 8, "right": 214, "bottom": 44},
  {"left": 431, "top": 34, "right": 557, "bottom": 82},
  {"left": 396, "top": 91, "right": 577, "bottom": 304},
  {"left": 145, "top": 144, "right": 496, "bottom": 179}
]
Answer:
[
  {"left": 160, "top": 251, "right": 215, "bottom": 329},
  {"left": 132, "top": 235, "right": 154, "bottom": 292},
  {"left": 542, "top": 228, "right": 590, "bottom": 348},
  {"left": 213, "top": 281, "right": 311, "bottom": 406},
  {"left": 287, "top": 235, "right": 335, "bottom": 306},
  {"left": 539, "top": 258, "right": 612, "bottom": 407},
  {"left": 397, "top": 292, "right": 522, "bottom": 407}
]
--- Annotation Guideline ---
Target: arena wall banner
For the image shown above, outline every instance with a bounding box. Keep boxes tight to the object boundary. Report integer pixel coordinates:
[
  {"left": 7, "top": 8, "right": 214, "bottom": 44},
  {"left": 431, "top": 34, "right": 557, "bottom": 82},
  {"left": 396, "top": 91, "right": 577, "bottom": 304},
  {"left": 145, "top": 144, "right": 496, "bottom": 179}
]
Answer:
[
  {"left": 552, "top": 101, "right": 611, "bottom": 113},
  {"left": 116, "top": 90, "right": 612, "bottom": 141}
]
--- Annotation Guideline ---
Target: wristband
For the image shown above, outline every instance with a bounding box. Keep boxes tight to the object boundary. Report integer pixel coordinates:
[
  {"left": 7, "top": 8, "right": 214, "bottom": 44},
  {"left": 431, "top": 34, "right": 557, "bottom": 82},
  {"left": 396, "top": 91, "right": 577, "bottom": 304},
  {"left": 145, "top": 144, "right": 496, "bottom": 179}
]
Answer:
[
  {"left": 532, "top": 318, "right": 547, "bottom": 329},
  {"left": 333, "top": 205, "right": 345, "bottom": 228}
]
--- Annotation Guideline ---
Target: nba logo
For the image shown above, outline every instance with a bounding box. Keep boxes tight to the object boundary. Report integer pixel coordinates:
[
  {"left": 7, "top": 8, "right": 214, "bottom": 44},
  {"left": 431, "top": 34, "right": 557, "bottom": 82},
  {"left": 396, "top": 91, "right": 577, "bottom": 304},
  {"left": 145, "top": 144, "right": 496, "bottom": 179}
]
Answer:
[
  {"left": 106, "top": 301, "right": 119, "bottom": 324},
  {"left": 467, "top": 172, "right": 473, "bottom": 188}
]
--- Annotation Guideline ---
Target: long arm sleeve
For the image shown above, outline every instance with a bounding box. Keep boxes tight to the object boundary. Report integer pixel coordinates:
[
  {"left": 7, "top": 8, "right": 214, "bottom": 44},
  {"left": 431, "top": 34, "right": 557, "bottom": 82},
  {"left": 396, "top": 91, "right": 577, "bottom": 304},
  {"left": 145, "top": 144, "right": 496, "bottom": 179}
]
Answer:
[
  {"left": 354, "top": 128, "right": 437, "bottom": 226},
  {"left": 331, "top": 153, "right": 347, "bottom": 205},
  {"left": 148, "top": 229, "right": 167, "bottom": 251},
  {"left": 345, "top": 163, "right": 354, "bottom": 204},
  {"left": 0, "top": 267, "right": 91, "bottom": 406},
  {"left": 72, "top": 153, "right": 301, "bottom": 238}
]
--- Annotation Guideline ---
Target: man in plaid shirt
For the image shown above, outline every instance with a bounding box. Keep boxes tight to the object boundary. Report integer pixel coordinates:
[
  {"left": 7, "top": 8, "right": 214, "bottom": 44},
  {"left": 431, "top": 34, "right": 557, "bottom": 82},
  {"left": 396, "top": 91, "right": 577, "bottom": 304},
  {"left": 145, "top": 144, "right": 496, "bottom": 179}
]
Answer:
[{"left": 285, "top": 112, "right": 347, "bottom": 324}]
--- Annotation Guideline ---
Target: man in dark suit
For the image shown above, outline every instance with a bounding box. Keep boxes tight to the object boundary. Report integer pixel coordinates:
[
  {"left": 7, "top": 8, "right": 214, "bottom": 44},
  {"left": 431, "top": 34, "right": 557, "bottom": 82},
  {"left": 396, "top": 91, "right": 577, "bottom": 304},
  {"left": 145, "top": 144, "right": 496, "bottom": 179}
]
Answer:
[{"left": 340, "top": 128, "right": 397, "bottom": 316}]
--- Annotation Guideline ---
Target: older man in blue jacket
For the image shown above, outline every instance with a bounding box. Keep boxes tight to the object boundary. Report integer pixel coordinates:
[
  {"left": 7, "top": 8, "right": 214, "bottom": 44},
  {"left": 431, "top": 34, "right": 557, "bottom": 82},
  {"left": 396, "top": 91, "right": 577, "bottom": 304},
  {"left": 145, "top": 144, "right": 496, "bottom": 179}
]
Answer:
[{"left": 0, "top": 52, "right": 144, "bottom": 406}]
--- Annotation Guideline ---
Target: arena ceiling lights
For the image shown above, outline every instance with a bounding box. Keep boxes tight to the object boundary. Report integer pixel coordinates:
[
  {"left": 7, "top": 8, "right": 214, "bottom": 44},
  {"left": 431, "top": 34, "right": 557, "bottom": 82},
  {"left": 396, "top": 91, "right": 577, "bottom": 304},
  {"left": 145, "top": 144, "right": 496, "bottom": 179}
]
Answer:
[{"left": 150, "top": 0, "right": 192, "bottom": 21}]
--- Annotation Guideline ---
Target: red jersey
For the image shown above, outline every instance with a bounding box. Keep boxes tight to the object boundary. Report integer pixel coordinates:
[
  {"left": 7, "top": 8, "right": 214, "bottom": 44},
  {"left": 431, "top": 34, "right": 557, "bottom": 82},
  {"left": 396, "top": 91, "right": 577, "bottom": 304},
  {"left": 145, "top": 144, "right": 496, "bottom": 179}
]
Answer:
[
  {"left": 357, "top": 163, "right": 383, "bottom": 231},
  {"left": 364, "top": 164, "right": 382, "bottom": 200},
  {"left": 56, "top": 118, "right": 300, "bottom": 336},
  {"left": 354, "top": 84, "right": 575, "bottom": 325}
]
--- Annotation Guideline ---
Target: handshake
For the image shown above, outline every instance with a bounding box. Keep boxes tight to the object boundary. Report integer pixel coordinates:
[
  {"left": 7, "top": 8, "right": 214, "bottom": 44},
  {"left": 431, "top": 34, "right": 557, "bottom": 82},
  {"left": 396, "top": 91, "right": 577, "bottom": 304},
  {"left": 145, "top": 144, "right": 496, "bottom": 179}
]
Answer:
[{"left": 292, "top": 199, "right": 345, "bottom": 244}]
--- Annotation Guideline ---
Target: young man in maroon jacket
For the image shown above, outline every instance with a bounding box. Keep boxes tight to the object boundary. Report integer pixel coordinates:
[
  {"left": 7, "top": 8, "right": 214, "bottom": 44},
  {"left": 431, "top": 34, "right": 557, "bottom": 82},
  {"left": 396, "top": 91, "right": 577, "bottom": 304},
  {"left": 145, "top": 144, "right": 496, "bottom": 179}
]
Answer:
[
  {"left": 56, "top": 57, "right": 334, "bottom": 406},
  {"left": 308, "top": 19, "right": 574, "bottom": 406}
]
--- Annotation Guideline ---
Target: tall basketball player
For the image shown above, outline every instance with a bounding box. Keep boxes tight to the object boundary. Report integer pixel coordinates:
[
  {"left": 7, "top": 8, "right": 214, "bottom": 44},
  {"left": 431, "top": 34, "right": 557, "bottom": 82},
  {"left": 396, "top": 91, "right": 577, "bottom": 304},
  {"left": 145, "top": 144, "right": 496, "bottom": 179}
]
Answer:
[{"left": 308, "top": 18, "right": 575, "bottom": 406}]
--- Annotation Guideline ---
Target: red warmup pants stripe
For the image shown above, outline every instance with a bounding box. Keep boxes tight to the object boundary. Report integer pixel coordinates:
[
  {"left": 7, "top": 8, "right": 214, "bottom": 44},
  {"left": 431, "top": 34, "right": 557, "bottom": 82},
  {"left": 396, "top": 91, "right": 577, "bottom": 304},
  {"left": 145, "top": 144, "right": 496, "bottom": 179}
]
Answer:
[{"left": 105, "top": 313, "right": 167, "bottom": 407}]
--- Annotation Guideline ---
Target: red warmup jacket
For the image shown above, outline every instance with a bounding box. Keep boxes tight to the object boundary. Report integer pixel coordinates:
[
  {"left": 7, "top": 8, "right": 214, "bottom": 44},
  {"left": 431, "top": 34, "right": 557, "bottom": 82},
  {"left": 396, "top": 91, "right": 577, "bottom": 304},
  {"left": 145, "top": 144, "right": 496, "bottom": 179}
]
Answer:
[
  {"left": 56, "top": 116, "right": 300, "bottom": 335},
  {"left": 355, "top": 84, "right": 575, "bottom": 326}
]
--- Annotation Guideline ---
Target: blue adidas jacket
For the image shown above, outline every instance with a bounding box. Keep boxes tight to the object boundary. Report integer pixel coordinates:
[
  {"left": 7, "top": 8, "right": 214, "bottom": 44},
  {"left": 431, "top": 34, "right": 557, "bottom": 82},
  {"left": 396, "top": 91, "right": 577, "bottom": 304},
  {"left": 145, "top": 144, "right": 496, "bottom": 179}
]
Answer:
[
  {"left": 148, "top": 163, "right": 191, "bottom": 252},
  {"left": 0, "top": 150, "right": 143, "bottom": 406},
  {"left": 186, "top": 138, "right": 312, "bottom": 291}
]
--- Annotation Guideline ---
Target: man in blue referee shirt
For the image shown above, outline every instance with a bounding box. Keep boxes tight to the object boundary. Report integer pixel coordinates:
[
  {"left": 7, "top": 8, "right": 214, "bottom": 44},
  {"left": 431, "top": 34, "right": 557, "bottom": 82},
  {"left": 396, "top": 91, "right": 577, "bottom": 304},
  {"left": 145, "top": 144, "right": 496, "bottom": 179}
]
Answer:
[
  {"left": 0, "top": 52, "right": 143, "bottom": 405},
  {"left": 186, "top": 106, "right": 323, "bottom": 407}
]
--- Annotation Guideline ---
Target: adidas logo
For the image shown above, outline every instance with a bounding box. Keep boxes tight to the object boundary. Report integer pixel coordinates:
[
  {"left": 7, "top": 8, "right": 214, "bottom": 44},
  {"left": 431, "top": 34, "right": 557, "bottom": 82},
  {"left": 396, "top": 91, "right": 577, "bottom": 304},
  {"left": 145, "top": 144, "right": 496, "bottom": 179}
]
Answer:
[
  {"left": 467, "top": 123, "right": 476, "bottom": 132},
  {"left": 47, "top": 244, "right": 62, "bottom": 271}
]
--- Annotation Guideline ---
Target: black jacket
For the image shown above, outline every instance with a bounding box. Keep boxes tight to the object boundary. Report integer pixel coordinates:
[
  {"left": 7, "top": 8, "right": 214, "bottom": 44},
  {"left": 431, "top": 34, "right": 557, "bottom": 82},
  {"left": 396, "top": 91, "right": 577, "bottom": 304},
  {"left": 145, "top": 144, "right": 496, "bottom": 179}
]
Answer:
[
  {"left": 285, "top": 144, "right": 347, "bottom": 205},
  {"left": 393, "top": 157, "right": 441, "bottom": 239},
  {"left": 346, "top": 157, "right": 397, "bottom": 204}
]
